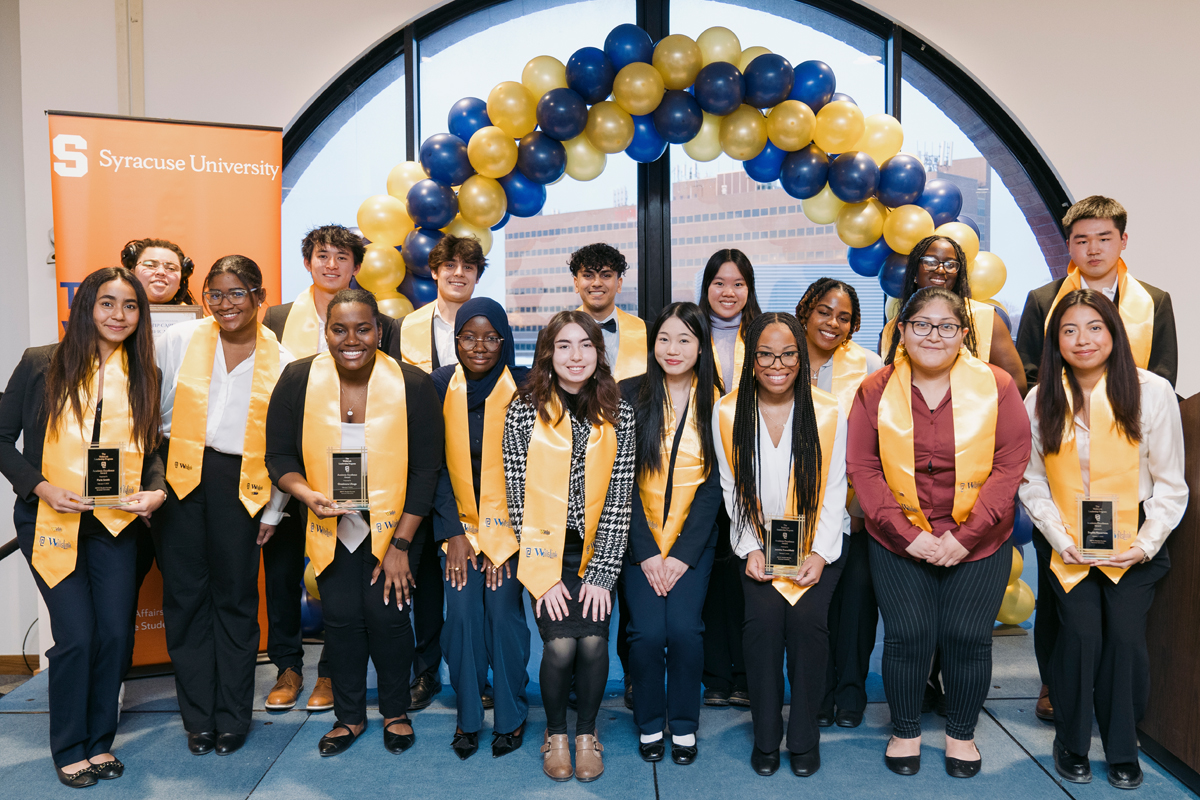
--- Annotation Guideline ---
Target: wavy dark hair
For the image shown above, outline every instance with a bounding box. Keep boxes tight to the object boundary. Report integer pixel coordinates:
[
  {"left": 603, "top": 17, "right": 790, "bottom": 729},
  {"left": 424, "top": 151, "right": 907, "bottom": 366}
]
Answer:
[
  {"left": 635, "top": 303, "right": 719, "bottom": 481},
  {"left": 302, "top": 224, "right": 366, "bottom": 266},
  {"left": 568, "top": 242, "right": 628, "bottom": 277},
  {"left": 1036, "top": 289, "right": 1141, "bottom": 455},
  {"left": 884, "top": 235, "right": 978, "bottom": 360},
  {"left": 730, "top": 312, "right": 822, "bottom": 549},
  {"left": 885, "top": 285, "right": 973, "bottom": 366},
  {"left": 795, "top": 277, "right": 862, "bottom": 341},
  {"left": 120, "top": 237, "right": 195, "bottom": 304},
  {"left": 698, "top": 249, "right": 761, "bottom": 340},
  {"left": 519, "top": 310, "right": 620, "bottom": 426},
  {"left": 43, "top": 267, "right": 161, "bottom": 453}
]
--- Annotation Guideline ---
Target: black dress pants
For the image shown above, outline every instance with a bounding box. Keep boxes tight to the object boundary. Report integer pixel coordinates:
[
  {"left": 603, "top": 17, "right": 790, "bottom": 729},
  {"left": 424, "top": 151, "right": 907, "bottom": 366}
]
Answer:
[
  {"left": 701, "top": 509, "right": 747, "bottom": 694},
  {"left": 822, "top": 530, "right": 877, "bottom": 715},
  {"left": 261, "top": 497, "right": 329, "bottom": 679},
  {"left": 409, "top": 516, "right": 444, "bottom": 680},
  {"left": 1032, "top": 527, "right": 1058, "bottom": 684},
  {"left": 155, "top": 449, "right": 261, "bottom": 735},
  {"left": 15, "top": 501, "right": 137, "bottom": 767}
]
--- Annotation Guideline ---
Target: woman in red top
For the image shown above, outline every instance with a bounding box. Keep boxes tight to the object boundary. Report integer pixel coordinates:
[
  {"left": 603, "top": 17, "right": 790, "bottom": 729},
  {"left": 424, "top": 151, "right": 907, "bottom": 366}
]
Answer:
[{"left": 847, "top": 287, "right": 1030, "bottom": 779}]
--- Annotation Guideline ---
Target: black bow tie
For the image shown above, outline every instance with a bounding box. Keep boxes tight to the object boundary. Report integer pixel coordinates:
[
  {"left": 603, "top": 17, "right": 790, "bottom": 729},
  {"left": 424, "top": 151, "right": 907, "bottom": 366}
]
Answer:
[{"left": 599, "top": 319, "right": 618, "bottom": 334}]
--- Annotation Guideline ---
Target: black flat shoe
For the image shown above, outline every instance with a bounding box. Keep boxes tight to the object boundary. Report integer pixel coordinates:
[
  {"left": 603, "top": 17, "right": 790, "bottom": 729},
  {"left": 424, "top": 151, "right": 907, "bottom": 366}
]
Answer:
[
  {"left": 1108, "top": 761, "right": 1143, "bottom": 790},
  {"left": 638, "top": 740, "right": 665, "bottom": 763},
  {"left": 671, "top": 742, "right": 697, "bottom": 765},
  {"left": 89, "top": 758, "right": 124, "bottom": 780},
  {"left": 790, "top": 745, "right": 820, "bottom": 777},
  {"left": 409, "top": 673, "right": 441, "bottom": 711},
  {"left": 451, "top": 730, "right": 478, "bottom": 760},
  {"left": 751, "top": 746, "right": 780, "bottom": 776},
  {"left": 884, "top": 738, "right": 920, "bottom": 776},
  {"left": 492, "top": 724, "right": 524, "bottom": 758},
  {"left": 319, "top": 723, "right": 360, "bottom": 757},
  {"left": 729, "top": 690, "right": 750, "bottom": 707},
  {"left": 945, "top": 743, "right": 981, "bottom": 778},
  {"left": 187, "top": 731, "right": 216, "bottom": 756},
  {"left": 703, "top": 689, "right": 730, "bottom": 707},
  {"left": 816, "top": 710, "right": 835, "bottom": 727},
  {"left": 835, "top": 709, "right": 863, "bottom": 728},
  {"left": 481, "top": 683, "right": 494, "bottom": 710},
  {"left": 215, "top": 733, "right": 246, "bottom": 756},
  {"left": 1052, "top": 738, "right": 1092, "bottom": 784},
  {"left": 384, "top": 719, "right": 415, "bottom": 754},
  {"left": 56, "top": 765, "right": 98, "bottom": 788},
  {"left": 624, "top": 682, "right": 634, "bottom": 710}
]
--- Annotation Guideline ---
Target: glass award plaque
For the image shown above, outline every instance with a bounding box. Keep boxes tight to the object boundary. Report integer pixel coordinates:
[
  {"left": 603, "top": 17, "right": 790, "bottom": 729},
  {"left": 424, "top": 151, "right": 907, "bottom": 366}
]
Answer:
[
  {"left": 328, "top": 448, "right": 369, "bottom": 510},
  {"left": 764, "top": 515, "right": 805, "bottom": 577},
  {"left": 83, "top": 443, "right": 129, "bottom": 506},
  {"left": 1077, "top": 495, "right": 1118, "bottom": 561}
]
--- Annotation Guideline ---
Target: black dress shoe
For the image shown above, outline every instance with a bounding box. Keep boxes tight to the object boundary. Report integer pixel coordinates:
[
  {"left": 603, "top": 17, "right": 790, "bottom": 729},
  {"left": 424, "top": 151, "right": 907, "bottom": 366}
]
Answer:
[
  {"left": 671, "top": 742, "right": 698, "bottom": 765},
  {"left": 729, "top": 690, "right": 750, "bottom": 707},
  {"left": 1052, "top": 738, "right": 1092, "bottom": 784},
  {"left": 835, "top": 709, "right": 863, "bottom": 728},
  {"left": 703, "top": 689, "right": 730, "bottom": 707},
  {"left": 884, "top": 738, "right": 920, "bottom": 776},
  {"left": 492, "top": 724, "right": 524, "bottom": 758},
  {"left": 319, "top": 723, "right": 360, "bottom": 757},
  {"left": 89, "top": 758, "right": 124, "bottom": 780},
  {"left": 481, "top": 683, "right": 494, "bottom": 709},
  {"left": 384, "top": 719, "right": 415, "bottom": 754},
  {"left": 751, "top": 746, "right": 780, "bottom": 776},
  {"left": 409, "top": 673, "right": 441, "bottom": 711},
  {"left": 944, "top": 743, "right": 980, "bottom": 778},
  {"left": 638, "top": 740, "right": 665, "bottom": 762},
  {"left": 790, "top": 745, "right": 820, "bottom": 777},
  {"left": 187, "top": 731, "right": 216, "bottom": 756},
  {"left": 624, "top": 682, "right": 634, "bottom": 710},
  {"left": 55, "top": 765, "right": 98, "bottom": 788},
  {"left": 816, "top": 710, "right": 835, "bottom": 727},
  {"left": 451, "top": 730, "right": 478, "bottom": 760},
  {"left": 1108, "top": 761, "right": 1143, "bottom": 790},
  {"left": 215, "top": 733, "right": 246, "bottom": 756}
]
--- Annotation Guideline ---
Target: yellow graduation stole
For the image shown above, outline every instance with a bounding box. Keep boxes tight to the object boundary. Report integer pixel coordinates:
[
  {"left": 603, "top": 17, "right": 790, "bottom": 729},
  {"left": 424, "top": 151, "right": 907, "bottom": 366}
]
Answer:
[
  {"left": 280, "top": 286, "right": 323, "bottom": 359},
  {"left": 830, "top": 340, "right": 871, "bottom": 418},
  {"left": 1045, "top": 259, "right": 1153, "bottom": 369},
  {"left": 711, "top": 329, "right": 746, "bottom": 391},
  {"left": 882, "top": 298, "right": 993, "bottom": 361},
  {"left": 301, "top": 352, "right": 409, "bottom": 575},
  {"left": 717, "top": 387, "right": 839, "bottom": 605},
  {"left": 878, "top": 352, "right": 997, "bottom": 533},
  {"left": 400, "top": 302, "right": 437, "bottom": 373},
  {"left": 517, "top": 396, "right": 618, "bottom": 599},
  {"left": 166, "top": 320, "right": 281, "bottom": 516},
  {"left": 580, "top": 307, "right": 647, "bottom": 382},
  {"left": 443, "top": 365, "right": 519, "bottom": 564},
  {"left": 34, "top": 347, "right": 144, "bottom": 587},
  {"left": 1044, "top": 372, "right": 1140, "bottom": 591}
]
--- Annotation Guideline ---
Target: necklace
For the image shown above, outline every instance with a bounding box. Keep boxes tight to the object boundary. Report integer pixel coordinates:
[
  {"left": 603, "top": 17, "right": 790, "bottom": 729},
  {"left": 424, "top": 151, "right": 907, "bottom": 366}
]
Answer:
[
  {"left": 761, "top": 401, "right": 793, "bottom": 429},
  {"left": 340, "top": 383, "right": 367, "bottom": 419}
]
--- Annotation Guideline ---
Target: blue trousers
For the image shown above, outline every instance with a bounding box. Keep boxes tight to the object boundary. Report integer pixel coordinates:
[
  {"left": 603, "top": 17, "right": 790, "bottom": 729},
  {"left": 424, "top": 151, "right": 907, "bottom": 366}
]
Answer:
[
  {"left": 624, "top": 545, "right": 715, "bottom": 737},
  {"left": 440, "top": 553, "right": 530, "bottom": 734}
]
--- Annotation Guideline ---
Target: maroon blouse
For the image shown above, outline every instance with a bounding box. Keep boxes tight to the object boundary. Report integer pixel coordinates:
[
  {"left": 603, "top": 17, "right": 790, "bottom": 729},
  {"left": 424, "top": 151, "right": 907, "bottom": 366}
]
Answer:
[{"left": 847, "top": 362, "right": 1031, "bottom": 561}]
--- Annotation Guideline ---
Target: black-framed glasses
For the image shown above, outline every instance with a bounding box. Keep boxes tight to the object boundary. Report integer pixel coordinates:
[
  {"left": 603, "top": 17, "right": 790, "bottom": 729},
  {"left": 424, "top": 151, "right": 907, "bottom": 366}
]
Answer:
[
  {"left": 904, "top": 320, "right": 964, "bottom": 338},
  {"left": 754, "top": 350, "right": 801, "bottom": 368},
  {"left": 456, "top": 334, "right": 504, "bottom": 351},
  {"left": 202, "top": 289, "right": 253, "bottom": 305},
  {"left": 918, "top": 256, "right": 961, "bottom": 273},
  {"left": 137, "top": 259, "right": 182, "bottom": 275}
]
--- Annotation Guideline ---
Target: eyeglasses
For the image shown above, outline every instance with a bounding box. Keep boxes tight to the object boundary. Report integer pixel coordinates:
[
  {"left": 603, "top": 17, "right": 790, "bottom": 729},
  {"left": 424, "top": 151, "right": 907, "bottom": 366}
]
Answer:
[
  {"left": 137, "top": 259, "right": 182, "bottom": 275},
  {"left": 904, "top": 320, "right": 964, "bottom": 338},
  {"left": 202, "top": 289, "right": 253, "bottom": 305},
  {"left": 456, "top": 334, "right": 504, "bottom": 351},
  {"left": 754, "top": 350, "right": 801, "bottom": 368},
  {"left": 918, "top": 256, "right": 961, "bottom": 273}
]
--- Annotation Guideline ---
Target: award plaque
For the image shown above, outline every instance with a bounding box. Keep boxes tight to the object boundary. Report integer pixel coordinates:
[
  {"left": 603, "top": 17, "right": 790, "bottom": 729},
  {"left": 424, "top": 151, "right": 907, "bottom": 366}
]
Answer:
[
  {"left": 764, "top": 515, "right": 806, "bottom": 577},
  {"left": 328, "top": 448, "right": 369, "bottom": 510},
  {"left": 84, "top": 443, "right": 128, "bottom": 506},
  {"left": 1077, "top": 495, "right": 1118, "bottom": 561}
]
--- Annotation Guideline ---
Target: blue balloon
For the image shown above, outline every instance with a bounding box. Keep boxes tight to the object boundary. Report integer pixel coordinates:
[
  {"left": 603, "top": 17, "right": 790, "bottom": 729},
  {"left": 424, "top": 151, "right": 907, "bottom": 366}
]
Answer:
[
  {"left": 956, "top": 214, "right": 981, "bottom": 236},
  {"left": 419, "top": 133, "right": 473, "bottom": 187},
  {"left": 877, "top": 154, "right": 927, "bottom": 208},
  {"left": 400, "top": 271, "right": 439, "bottom": 308},
  {"left": 490, "top": 211, "right": 511, "bottom": 231},
  {"left": 743, "top": 54, "right": 794, "bottom": 108},
  {"left": 789, "top": 60, "right": 836, "bottom": 112},
  {"left": 848, "top": 237, "right": 893, "bottom": 277},
  {"left": 743, "top": 140, "right": 786, "bottom": 183},
  {"left": 918, "top": 179, "right": 964, "bottom": 225},
  {"left": 406, "top": 179, "right": 457, "bottom": 229},
  {"left": 990, "top": 302, "right": 1012, "bottom": 333},
  {"left": 499, "top": 170, "right": 547, "bottom": 217},
  {"left": 566, "top": 47, "right": 615, "bottom": 105},
  {"left": 604, "top": 24, "right": 653, "bottom": 72},
  {"left": 1012, "top": 497, "right": 1033, "bottom": 547},
  {"left": 652, "top": 90, "right": 703, "bottom": 144},
  {"left": 517, "top": 132, "right": 567, "bottom": 184},
  {"left": 300, "top": 591, "right": 323, "bottom": 637},
  {"left": 401, "top": 227, "right": 444, "bottom": 277},
  {"left": 693, "top": 62, "right": 745, "bottom": 116},
  {"left": 879, "top": 251, "right": 908, "bottom": 297},
  {"left": 828, "top": 151, "right": 879, "bottom": 203},
  {"left": 536, "top": 87, "right": 589, "bottom": 141},
  {"left": 779, "top": 144, "right": 829, "bottom": 200},
  {"left": 626, "top": 115, "right": 667, "bottom": 163},
  {"left": 447, "top": 97, "right": 491, "bottom": 144},
  {"left": 831, "top": 92, "right": 856, "bottom": 105}
]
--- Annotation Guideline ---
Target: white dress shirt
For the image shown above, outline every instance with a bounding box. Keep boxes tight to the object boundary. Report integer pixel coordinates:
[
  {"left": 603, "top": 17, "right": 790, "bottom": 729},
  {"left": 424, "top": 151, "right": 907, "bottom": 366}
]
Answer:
[
  {"left": 597, "top": 309, "right": 620, "bottom": 369},
  {"left": 712, "top": 402, "right": 847, "bottom": 563},
  {"left": 432, "top": 302, "right": 457, "bottom": 368},
  {"left": 1081, "top": 275, "right": 1117, "bottom": 303},
  {"left": 1019, "top": 369, "right": 1187, "bottom": 560},
  {"left": 335, "top": 422, "right": 371, "bottom": 553}
]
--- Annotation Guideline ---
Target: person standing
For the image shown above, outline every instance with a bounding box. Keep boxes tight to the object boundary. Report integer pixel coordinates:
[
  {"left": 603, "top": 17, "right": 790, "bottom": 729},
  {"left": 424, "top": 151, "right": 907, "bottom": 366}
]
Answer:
[{"left": 121, "top": 238, "right": 196, "bottom": 306}]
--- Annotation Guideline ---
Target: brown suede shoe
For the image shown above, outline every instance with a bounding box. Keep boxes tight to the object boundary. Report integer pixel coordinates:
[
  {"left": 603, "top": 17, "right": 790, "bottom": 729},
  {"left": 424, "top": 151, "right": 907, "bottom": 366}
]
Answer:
[
  {"left": 307, "top": 677, "right": 335, "bottom": 712},
  {"left": 265, "top": 669, "right": 303, "bottom": 710},
  {"left": 541, "top": 731, "right": 573, "bottom": 781},
  {"left": 1035, "top": 684, "right": 1054, "bottom": 722},
  {"left": 574, "top": 734, "right": 604, "bottom": 782}
]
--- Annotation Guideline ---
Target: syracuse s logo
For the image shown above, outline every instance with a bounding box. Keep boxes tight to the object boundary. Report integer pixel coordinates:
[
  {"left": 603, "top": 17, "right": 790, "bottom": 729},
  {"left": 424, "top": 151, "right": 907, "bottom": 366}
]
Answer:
[{"left": 52, "top": 134, "right": 88, "bottom": 177}]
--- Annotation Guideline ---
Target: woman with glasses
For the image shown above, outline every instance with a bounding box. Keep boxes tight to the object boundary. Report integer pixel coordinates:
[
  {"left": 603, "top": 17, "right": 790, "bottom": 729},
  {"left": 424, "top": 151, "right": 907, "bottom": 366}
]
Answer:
[
  {"left": 848, "top": 287, "right": 1030, "bottom": 778},
  {"left": 713, "top": 312, "right": 848, "bottom": 778},
  {"left": 154, "top": 256, "right": 292, "bottom": 756},
  {"left": 430, "top": 297, "right": 530, "bottom": 760},
  {"left": 121, "top": 238, "right": 195, "bottom": 305}
]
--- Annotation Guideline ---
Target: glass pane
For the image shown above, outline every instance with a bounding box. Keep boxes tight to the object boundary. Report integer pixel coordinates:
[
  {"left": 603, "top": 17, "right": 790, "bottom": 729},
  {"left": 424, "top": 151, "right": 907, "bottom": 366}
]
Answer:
[{"left": 420, "top": 0, "right": 638, "bottom": 364}]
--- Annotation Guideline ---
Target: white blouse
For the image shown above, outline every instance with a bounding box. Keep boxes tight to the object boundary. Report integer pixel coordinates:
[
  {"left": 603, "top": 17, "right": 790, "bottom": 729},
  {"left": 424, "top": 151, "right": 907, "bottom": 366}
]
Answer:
[
  {"left": 432, "top": 304, "right": 457, "bottom": 368},
  {"left": 712, "top": 402, "right": 847, "bottom": 563},
  {"left": 1019, "top": 369, "right": 1187, "bottom": 560}
]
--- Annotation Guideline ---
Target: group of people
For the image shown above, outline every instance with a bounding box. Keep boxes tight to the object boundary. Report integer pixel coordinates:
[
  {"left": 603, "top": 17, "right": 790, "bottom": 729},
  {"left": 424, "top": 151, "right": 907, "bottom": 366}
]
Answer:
[{"left": 0, "top": 195, "right": 1185, "bottom": 792}]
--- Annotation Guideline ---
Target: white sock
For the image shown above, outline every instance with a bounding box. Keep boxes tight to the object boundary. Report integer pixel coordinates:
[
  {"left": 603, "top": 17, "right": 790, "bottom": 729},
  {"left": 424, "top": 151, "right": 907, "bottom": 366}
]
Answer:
[
  {"left": 672, "top": 733, "right": 696, "bottom": 746},
  {"left": 640, "top": 731, "right": 664, "bottom": 744}
]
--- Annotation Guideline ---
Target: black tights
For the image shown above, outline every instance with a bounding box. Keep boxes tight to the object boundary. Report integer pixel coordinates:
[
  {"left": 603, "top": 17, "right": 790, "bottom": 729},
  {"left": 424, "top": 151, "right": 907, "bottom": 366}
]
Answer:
[{"left": 542, "top": 636, "right": 607, "bottom": 736}]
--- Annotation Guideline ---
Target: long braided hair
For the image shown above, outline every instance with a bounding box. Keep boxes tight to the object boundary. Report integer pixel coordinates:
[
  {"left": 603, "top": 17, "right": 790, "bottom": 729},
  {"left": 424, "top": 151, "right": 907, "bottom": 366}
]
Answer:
[
  {"left": 730, "top": 312, "right": 822, "bottom": 549},
  {"left": 884, "top": 235, "right": 979, "bottom": 363}
]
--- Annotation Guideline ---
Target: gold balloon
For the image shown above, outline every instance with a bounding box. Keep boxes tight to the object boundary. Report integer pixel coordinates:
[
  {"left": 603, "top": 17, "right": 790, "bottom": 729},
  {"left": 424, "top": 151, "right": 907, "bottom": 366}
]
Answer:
[
  {"left": 584, "top": 101, "right": 635, "bottom": 154},
  {"left": 486, "top": 81, "right": 537, "bottom": 139},
  {"left": 356, "top": 195, "right": 413, "bottom": 247},
  {"left": 882, "top": 204, "right": 935, "bottom": 255},
  {"left": 854, "top": 114, "right": 904, "bottom": 164},
  {"left": 836, "top": 199, "right": 887, "bottom": 248},
  {"left": 467, "top": 126, "right": 519, "bottom": 179},
  {"left": 386, "top": 161, "right": 428, "bottom": 202},
  {"left": 766, "top": 100, "right": 815, "bottom": 151},
  {"left": 652, "top": 34, "right": 703, "bottom": 91},
  {"left": 442, "top": 215, "right": 494, "bottom": 256},
  {"left": 1008, "top": 546, "right": 1024, "bottom": 585},
  {"left": 969, "top": 251, "right": 1008, "bottom": 300},
  {"left": 304, "top": 560, "right": 320, "bottom": 600},
  {"left": 997, "top": 579, "right": 1035, "bottom": 625},
  {"left": 719, "top": 104, "right": 768, "bottom": 161},
  {"left": 885, "top": 296, "right": 901, "bottom": 318},
  {"left": 682, "top": 111, "right": 723, "bottom": 162},
  {"left": 521, "top": 55, "right": 568, "bottom": 101},
  {"left": 697, "top": 26, "right": 741, "bottom": 67},
  {"left": 357, "top": 242, "right": 407, "bottom": 295},
  {"left": 738, "top": 46, "right": 772, "bottom": 72},
  {"left": 563, "top": 133, "right": 607, "bottom": 181},
  {"left": 802, "top": 183, "right": 846, "bottom": 225},
  {"left": 934, "top": 221, "right": 981, "bottom": 264},
  {"left": 613, "top": 62, "right": 666, "bottom": 116},
  {"left": 457, "top": 175, "right": 507, "bottom": 228},
  {"left": 813, "top": 100, "right": 866, "bottom": 154},
  {"left": 377, "top": 294, "right": 415, "bottom": 320}
]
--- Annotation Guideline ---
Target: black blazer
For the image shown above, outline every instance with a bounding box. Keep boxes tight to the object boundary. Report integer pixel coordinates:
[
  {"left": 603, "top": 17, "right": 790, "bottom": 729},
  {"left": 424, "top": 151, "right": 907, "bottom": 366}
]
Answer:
[
  {"left": 0, "top": 344, "right": 166, "bottom": 504},
  {"left": 263, "top": 301, "right": 404, "bottom": 361},
  {"left": 619, "top": 376, "right": 721, "bottom": 568},
  {"left": 1015, "top": 276, "right": 1177, "bottom": 389},
  {"left": 264, "top": 354, "right": 444, "bottom": 518}
]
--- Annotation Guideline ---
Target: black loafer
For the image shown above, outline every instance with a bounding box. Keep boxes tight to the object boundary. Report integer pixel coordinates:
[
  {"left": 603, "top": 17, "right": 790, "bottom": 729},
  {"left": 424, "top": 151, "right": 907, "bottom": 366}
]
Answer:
[
  {"left": 319, "top": 723, "right": 360, "bottom": 757},
  {"left": 703, "top": 689, "right": 730, "bottom": 707},
  {"left": 624, "top": 682, "right": 634, "bottom": 710},
  {"left": 384, "top": 719, "right": 415, "bottom": 754},
  {"left": 751, "top": 746, "right": 780, "bottom": 776},
  {"left": 409, "top": 673, "right": 441, "bottom": 711},
  {"left": 884, "top": 738, "right": 920, "bottom": 776},
  {"left": 215, "top": 732, "right": 246, "bottom": 756},
  {"left": 481, "top": 683, "right": 494, "bottom": 710},
  {"left": 835, "top": 709, "right": 863, "bottom": 728},
  {"left": 451, "top": 730, "right": 478, "bottom": 760},
  {"left": 729, "top": 690, "right": 750, "bottom": 707},
  {"left": 945, "top": 743, "right": 981, "bottom": 779},
  {"left": 1052, "top": 738, "right": 1092, "bottom": 784},
  {"left": 55, "top": 765, "right": 98, "bottom": 788},
  {"left": 816, "top": 710, "right": 835, "bottom": 728},
  {"left": 492, "top": 724, "right": 524, "bottom": 758},
  {"left": 790, "top": 745, "right": 820, "bottom": 777},
  {"left": 89, "top": 758, "right": 124, "bottom": 780},
  {"left": 1108, "top": 761, "right": 1143, "bottom": 790},
  {"left": 638, "top": 740, "right": 665, "bottom": 762},
  {"left": 671, "top": 742, "right": 697, "bottom": 765},
  {"left": 187, "top": 731, "right": 216, "bottom": 756}
]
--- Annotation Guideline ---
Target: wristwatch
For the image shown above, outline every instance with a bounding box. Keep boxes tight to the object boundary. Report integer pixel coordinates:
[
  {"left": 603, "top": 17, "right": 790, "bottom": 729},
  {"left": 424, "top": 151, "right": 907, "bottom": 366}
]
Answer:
[{"left": 390, "top": 536, "right": 411, "bottom": 552}]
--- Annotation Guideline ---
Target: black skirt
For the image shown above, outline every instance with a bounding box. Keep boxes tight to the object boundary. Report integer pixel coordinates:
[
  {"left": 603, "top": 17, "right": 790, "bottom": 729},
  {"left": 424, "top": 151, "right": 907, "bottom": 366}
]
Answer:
[{"left": 534, "top": 533, "right": 613, "bottom": 642}]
